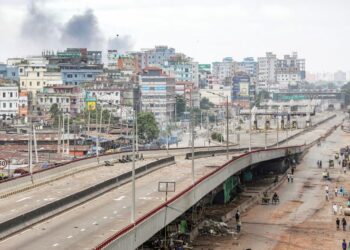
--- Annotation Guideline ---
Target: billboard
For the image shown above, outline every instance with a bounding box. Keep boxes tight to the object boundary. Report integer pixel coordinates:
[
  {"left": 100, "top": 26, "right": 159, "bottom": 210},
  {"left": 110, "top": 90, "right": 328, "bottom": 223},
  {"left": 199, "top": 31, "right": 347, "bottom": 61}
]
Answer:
[
  {"left": 239, "top": 82, "right": 249, "bottom": 97},
  {"left": 87, "top": 101, "right": 96, "bottom": 111}
]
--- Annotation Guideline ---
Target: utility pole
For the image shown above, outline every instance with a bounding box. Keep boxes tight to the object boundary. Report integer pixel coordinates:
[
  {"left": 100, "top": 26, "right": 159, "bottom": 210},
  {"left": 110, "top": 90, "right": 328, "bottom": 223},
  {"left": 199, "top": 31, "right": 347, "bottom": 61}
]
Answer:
[
  {"left": 226, "top": 96, "right": 229, "bottom": 159},
  {"left": 33, "top": 124, "right": 38, "bottom": 163},
  {"left": 61, "top": 113, "right": 65, "bottom": 157},
  {"left": 67, "top": 113, "right": 70, "bottom": 155},
  {"left": 57, "top": 115, "right": 61, "bottom": 154},
  {"left": 131, "top": 110, "right": 136, "bottom": 223},
  {"left": 276, "top": 107, "right": 279, "bottom": 148}
]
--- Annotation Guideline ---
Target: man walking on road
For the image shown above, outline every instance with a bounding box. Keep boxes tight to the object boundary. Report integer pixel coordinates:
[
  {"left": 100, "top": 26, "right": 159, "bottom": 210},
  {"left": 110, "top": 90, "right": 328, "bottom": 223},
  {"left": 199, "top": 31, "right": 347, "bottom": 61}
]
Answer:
[
  {"left": 342, "top": 218, "right": 347, "bottom": 231},
  {"left": 287, "top": 173, "right": 290, "bottom": 182},
  {"left": 337, "top": 218, "right": 340, "bottom": 229},
  {"left": 343, "top": 239, "right": 347, "bottom": 250},
  {"left": 235, "top": 210, "right": 240, "bottom": 223},
  {"left": 335, "top": 186, "right": 338, "bottom": 197}
]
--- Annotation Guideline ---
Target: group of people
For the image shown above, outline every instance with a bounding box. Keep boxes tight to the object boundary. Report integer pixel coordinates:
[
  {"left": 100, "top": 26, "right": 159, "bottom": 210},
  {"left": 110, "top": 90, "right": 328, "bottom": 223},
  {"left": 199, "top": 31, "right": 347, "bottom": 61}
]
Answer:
[
  {"left": 336, "top": 217, "right": 347, "bottom": 230},
  {"left": 287, "top": 172, "right": 294, "bottom": 183}
]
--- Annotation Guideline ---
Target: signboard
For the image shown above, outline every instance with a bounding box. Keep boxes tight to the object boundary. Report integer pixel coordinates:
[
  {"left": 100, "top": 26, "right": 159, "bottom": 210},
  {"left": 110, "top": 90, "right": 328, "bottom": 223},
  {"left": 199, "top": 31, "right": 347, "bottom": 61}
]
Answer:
[
  {"left": 87, "top": 101, "right": 96, "bottom": 111},
  {"left": 239, "top": 82, "right": 249, "bottom": 97},
  {"left": 0, "top": 158, "right": 7, "bottom": 169}
]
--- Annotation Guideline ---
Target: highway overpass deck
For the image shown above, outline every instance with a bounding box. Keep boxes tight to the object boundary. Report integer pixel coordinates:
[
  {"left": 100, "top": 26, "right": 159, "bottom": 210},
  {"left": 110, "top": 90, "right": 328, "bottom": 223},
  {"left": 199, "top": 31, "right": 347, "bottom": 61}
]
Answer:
[{"left": 0, "top": 113, "right": 344, "bottom": 250}]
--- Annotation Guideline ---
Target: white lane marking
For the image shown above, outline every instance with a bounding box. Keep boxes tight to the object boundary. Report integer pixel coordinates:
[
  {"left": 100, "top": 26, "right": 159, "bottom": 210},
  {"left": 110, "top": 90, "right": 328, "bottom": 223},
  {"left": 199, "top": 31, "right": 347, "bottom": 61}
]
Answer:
[
  {"left": 113, "top": 211, "right": 118, "bottom": 214},
  {"left": 103, "top": 216, "right": 107, "bottom": 219},
  {"left": 122, "top": 206, "right": 127, "bottom": 209},
  {"left": 92, "top": 221, "right": 98, "bottom": 225},
  {"left": 44, "top": 198, "right": 56, "bottom": 201},
  {"left": 80, "top": 228, "right": 85, "bottom": 232},
  {"left": 10, "top": 209, "right": 15, "bottom": 212},
  {"left": 113, "top": 196, "right": 125, "bottom": 201},
  {"left": 16, "top": 196, "right": 32, "bottom": 203},
  {"left": 146, "top": 192, "right": 152, "bottom": 196},
  {"left": 53, "top": 243, "right": 59, "bottom": 247},
  {"left": 67, "top": 235, "right": 73, "bottom": 239}
]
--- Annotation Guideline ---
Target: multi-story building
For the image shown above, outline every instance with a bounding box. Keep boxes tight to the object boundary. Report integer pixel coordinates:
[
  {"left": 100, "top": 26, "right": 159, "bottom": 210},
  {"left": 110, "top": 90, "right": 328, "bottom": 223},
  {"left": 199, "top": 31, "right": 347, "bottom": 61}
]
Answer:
[
  {"left": 257, "top": 52, "right": 277, "bottom": 92},
  {"left": 334, "top": 70, "right": 346, "bottom": 82},
  {"left": 0, "top": 84, "right": 19, "bottom": 121},
  {"left": 0, "top": 64, "right": 19, "bottom": 81},
  {"left": 60, "top": 64, "right": 103, "bottom": 85},
  {"left": 85, "top": 87, "right": 123, "bottom": 110},
  {"left": 258, "top": 52, "right": 305, "bottom": 92},
  {"left": 237, "top": 57, "right": 257, "bottom": 77},
  {"left": 140, "top": 67, "right": 176, "bottom": 122},
  {"left": 212, "top": 57, "right": 237, "bottom": 85},
  {"left": 198, "top": 64, "right": 211, "bottom": 89},
  {"left": 36, "top": 86, "right": 84, "bottom": 116},
  {"left": 18, "top": 90, "right": 28, "bottom": 120},
  {"left": 141, "top": 45, "right": 176, "bottom": 68},
  {"left": 19, "top": 64, "right": 62, "bottom": 95}
]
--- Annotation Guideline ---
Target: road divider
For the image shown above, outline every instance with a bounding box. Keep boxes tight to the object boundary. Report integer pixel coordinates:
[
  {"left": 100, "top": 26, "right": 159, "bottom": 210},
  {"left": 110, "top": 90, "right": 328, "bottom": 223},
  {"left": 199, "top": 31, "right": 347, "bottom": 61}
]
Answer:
[{"left": 0, "top": 156, "right": 175, "bottom": 240}]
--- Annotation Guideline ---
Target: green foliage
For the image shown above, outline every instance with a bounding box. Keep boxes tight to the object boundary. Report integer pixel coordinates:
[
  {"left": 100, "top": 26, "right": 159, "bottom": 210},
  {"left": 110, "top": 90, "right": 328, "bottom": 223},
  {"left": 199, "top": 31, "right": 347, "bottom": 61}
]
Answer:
[
  {"left": 82, "top": 107, "right": 118, "bottom": 125},
  {"left": 175, "top": 95, "right": 186, "bottom": 120},
  {"left": 200, "top": 97, "right": 215, "bottom": 110},
  {"left": 137, "top": 112, "right": 160, "bottom": 142},
  {"left": 49, "top": 104, "right": 62, "bottom": 127},
  {"left": 254, "top": 90, "right": 269, "bottom": 107},
  {"left": 211, "top": 132, "right": 224, "bottom": 142}
]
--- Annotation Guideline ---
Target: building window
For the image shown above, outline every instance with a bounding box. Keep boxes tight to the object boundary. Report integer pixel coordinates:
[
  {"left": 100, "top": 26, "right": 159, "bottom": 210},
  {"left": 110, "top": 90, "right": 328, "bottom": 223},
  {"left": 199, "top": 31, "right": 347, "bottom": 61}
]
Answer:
[
  {"left": 3, "top": 103, "right": 6, "bottom": 108},
  {"left": 29, "top": 82, "right": 32, "bottom": 86},
  {"left": 87, "top": 74, "right": 93, "bottom": 78},
  {"left": 9, "top": 103, "right": 12, "bottom": 108},
  {"left": 2, "top": 93, "right": 5, "bottom": 98},
  {"left": 37, "top": 82, "right": 40, "bottom": 86},
  {"left": 67, "top": 74, "right": 73, "bottom": 78},
  {"left": 22, "top": 82, "right": 24, "bottom": 86},
  {"left": 37, "top": 72, "right": 40, "bottom": 77},
  {"left": 10, "top": 92, "right": 13, "bottom": 98}
]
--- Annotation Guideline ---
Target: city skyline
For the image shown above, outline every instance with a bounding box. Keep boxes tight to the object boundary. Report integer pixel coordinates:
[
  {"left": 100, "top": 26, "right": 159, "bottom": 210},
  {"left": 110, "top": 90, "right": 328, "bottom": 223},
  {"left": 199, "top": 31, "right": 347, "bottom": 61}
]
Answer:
[{"left": 1, "top": 0, "right": 350, "bottom": 72}]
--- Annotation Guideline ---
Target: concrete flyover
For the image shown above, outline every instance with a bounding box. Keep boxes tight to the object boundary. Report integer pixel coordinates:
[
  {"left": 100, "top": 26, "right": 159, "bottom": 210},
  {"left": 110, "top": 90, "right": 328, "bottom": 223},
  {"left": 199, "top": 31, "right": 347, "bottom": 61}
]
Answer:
[{"left": 95, "top": 145, "right": 304, "bottom": 250}]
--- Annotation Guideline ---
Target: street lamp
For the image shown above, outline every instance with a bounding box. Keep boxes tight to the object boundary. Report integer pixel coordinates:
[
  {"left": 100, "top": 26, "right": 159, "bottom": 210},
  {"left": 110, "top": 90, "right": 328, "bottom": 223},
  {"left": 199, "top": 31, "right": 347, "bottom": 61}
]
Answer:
[
  {"left": 250, "top": 106, "right": 257, "bottom": 151},
  {"left": 208, "top": 92, "right": 229, "bottom": 159}
]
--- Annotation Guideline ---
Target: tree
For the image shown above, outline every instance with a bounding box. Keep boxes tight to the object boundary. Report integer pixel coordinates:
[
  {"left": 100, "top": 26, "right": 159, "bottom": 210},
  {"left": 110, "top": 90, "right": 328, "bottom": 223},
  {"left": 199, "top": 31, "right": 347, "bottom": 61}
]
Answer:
[
  {"left": 137, "top": 112, "right": 159, "bottom": 142},
  {"left": 175, "top": 95, "right": 186, "bottom": 120},
  {"left": 254, "top": 90, "right": 269, "bottom": 107},
  {"left": 200, "top": 97, "right": 214, "bottom": 110},
  {"left": 49, "top": 104, "right": 62, "bottom": 126}
]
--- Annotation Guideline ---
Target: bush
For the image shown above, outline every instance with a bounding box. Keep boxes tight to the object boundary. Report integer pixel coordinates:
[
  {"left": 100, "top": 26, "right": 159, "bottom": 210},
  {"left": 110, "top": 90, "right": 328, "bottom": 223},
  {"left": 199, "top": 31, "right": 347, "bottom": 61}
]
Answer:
[{"left": 211, "top": 132, "right": 224, "bottom": 142}]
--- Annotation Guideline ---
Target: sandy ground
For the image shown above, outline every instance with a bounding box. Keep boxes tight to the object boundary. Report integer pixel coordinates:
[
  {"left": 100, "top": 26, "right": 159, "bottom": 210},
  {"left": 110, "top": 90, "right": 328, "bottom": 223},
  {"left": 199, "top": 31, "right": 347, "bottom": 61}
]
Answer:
[{"left": 194, "top": 126, "right": 350, "bottom": 250}]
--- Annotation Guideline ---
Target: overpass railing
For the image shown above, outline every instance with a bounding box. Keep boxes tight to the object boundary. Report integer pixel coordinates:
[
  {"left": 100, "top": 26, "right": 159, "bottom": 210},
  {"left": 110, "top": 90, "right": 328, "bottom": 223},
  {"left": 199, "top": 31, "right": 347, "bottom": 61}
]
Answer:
[{"left": 94, "top": 145, "right": 304, "bottom": 250}]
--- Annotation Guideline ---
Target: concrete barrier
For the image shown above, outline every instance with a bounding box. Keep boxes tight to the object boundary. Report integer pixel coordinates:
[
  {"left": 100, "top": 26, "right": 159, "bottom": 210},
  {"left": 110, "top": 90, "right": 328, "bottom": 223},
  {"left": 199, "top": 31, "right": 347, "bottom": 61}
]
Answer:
[{"left": 0, "top": 156, "right": 175, "bottom": 240}]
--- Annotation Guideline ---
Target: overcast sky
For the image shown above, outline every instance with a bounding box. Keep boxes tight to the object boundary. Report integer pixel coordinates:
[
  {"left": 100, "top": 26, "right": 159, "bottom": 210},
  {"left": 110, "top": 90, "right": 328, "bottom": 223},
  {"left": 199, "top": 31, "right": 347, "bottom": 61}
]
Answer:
[{"left": 0, "top": 0, "right": 349, "bottom": 72}]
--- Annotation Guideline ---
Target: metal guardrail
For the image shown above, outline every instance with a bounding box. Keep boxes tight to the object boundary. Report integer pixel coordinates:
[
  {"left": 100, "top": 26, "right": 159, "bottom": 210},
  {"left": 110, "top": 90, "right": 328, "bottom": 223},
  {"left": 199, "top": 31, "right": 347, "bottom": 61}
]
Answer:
[{"left": 0, "top": 156, "right": 175, "bottom": 240}]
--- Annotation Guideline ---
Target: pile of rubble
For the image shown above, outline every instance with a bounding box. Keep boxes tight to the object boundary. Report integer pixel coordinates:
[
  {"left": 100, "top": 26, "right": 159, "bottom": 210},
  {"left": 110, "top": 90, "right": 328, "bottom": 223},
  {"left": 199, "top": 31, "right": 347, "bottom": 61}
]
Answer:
[{"left": 198, "top": 219, "right": 236, "bottom": 236}]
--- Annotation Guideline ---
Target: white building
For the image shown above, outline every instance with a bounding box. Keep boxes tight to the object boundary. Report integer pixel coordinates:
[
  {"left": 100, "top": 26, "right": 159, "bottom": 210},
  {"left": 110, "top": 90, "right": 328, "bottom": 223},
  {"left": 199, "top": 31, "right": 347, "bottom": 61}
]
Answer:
[
  {"left": 140, "top": 67, "right": 176, "bottom": 123},
  {"left": 212, "top": 57, "right": 237, "bottom": 85},
  {"left": 85, "top": 88, "right": 123, "bottom": 110},
  {"left": 257, "top": 52, "right": 277, "bottom": 92},
  {"left": 0, "top": 84, "right": 19, "bottom": 121},
  {"left": 19, "top": 64, "right": 63, "bottom": 95},
  {"left": 199, "top": 85, "right": 231, "bottom": 106}
]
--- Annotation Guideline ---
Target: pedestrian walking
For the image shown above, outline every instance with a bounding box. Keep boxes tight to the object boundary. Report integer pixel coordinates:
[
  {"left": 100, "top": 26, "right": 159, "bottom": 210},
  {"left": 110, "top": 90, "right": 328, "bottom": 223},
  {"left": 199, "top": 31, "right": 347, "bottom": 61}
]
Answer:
[
  {"left": 291, "top": 167, "right": 295, "bottom": 175},
  {"left": 235, "top": 210, "right": 240, "bottom": 223},
  {"left": 325, "top": 185, "right": 329, "bottom": 193},
  {"left": 342, "top": 218, "right": 347, "bottom": 231},
  {"left": 290, "top": 174, "right": 294, "bottom": 183},
  {"left": 340, "top": 205, "right": 344, "bottom": 215},
  {"left": 337, "top": 218, "right": 340, "bottom": 229},
  {"left": 335, "top": 186, "right": 338, "bottom": 197},
  {"left": 236, "top": 220, "right": 241, "bottom": 233},
  {"left": 343, "top": 239, "right": 347, "bottom": 250},
  {"left": 333, "top": 203, "right": 338, "bottom": 215},
  {"left": 326, "top": 192, "right": 329, "bottom": 201},
  {"left": 287, "top": 173, "right": 290, "bottom": 183}
]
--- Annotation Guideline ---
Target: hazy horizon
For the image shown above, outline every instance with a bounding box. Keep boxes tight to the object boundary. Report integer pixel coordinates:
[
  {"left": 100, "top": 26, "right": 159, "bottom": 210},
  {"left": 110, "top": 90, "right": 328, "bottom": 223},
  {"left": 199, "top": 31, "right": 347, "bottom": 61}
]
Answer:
[{"left": 1, "top": 0, "right": 349, "bottom": 72}]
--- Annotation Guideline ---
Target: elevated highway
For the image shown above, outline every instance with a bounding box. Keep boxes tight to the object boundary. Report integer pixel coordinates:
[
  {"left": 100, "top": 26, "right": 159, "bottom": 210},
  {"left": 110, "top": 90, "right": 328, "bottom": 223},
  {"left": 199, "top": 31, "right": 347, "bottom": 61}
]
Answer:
[{"left": 0, "top": 113, "right": 344, "bottom": 250}]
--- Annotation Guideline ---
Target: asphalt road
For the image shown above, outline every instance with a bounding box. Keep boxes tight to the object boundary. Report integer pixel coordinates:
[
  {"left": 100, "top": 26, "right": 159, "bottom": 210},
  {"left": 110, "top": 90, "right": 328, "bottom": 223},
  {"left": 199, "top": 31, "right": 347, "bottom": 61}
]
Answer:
[{"left": 0, "top": 112, "right": 344, "bottom": 250}]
